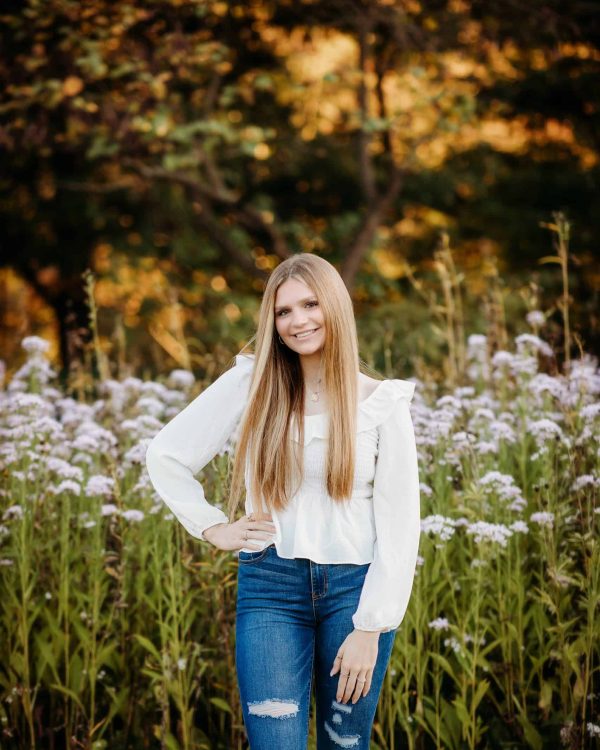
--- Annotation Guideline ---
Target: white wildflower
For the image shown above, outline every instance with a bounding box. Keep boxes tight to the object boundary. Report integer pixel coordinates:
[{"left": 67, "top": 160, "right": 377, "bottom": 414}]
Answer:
[
  {"left": 510, "top": 520, "right": 529, "bottom": 534},
  {"left": 120, "top": 415, "right": 163, "bottom": 439},
  {"left": 121, "top": 376, "right": 144, "bottom": 395},
  {"left": 86, "top": 475, "right": 115, "bottom": 497},
  {"left": 529, "top": 373, "right": 567, "bottom": 400},
  {"left": 572, "top": 475, "right": 599, "bottom": 491},
  {"left": 50, "top": 480, "right": 81, "bottom": 495},
  {"left": 22, "top": 336, "right": 51, "bottom": 356},
  {"left": 526, "top": 310, "right": 545, "bottom": 327},
  {"left": 515, "top": 333, "right": 553, "bottom": 358},
  {"left": 479, "top": 471, "right": 515, "bottom": 488},
  {"left": 11, "top": 393, "right": 49, "bottom": 412},
  {"left": 443, "top": 636, "right": 464, "bottom": 655},
  {"left": 72, "top": 434, "right": 101, "bottom": 452},
  {"left": 478, "top": 472, "right": 526, "bottom": 510},
  {"left": 168, "top": 370, "right": 195, "bottom": 390},
  {"left": 528, "top": 418, "right": 564, "bottom": 445},
  {"left": 509, "top": 355, "right": 539, "bottom": 377},
  {"left": 580, "top": 403, "right": 600, "bottom": 421},
  {"left": 428, "top": 617, "right": 450, "bottom": 632},
  {"left": 123, "top": 440, "right": 151, "bottom": 466},
  {"left": 132, "top": 473, "right": 154, "bottom": 493},
  {"left": 466, "top": 521, "right": 513, "bottom": 547},
  {"left": 121, "top": 509, "right": 145, "bottom": 522},
  {"left": 491, "top": 350, "right": 514, "bottom": 368},
  {"left": 466, "top": 334, "right": 487, "bottom": 358},
  {"left": 135, "top": 396, "right": 164, "bottom": 418},
  {"left": 3, "top": 505, "right": 23, "bottom": 520},
  {"left": 489, "top": 420, "right": 517, "bottom": 443},
  {"left": 421, "top": 515, "right": 456, "bottom": 542},
  {"left": 75, "top": 423, "right": 117, "bottom": 453},
  {"left": 46, "top": 457, "right": 84, "bottom": 482},
  {"left": 463, "top": 633, "right": 486, "bottom": 646},
  {"left": 530, "top": 511, "right": 554, "bottom": 529},
  {"left": 475, "top": 440, "right": 497, "bottom": 455},
  {"left": 588, "top": 723, "right": 600, "bottom": 738}
]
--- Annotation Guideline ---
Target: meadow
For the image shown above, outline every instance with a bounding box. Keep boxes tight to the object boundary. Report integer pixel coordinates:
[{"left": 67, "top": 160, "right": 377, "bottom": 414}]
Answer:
[{"left": 0, "top": 314, "right": 598, "bottom": 749}]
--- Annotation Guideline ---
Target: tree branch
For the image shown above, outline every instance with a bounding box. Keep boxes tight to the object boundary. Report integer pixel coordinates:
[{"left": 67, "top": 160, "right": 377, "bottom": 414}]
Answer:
[
  {"left": 122, "top": 159, "right": 290, "bottom": 260},
  {"left": 192, "top": 195, "right": 268, "bottom": 280},
  {"left": 374, "top": 47, "right": 393, "bottom": 157},
  {"left": 341, "top": 166, "right": 404, "bottom": 289},
  {"left": 357, "top": 22, "right": 377, "bottom": 205}
]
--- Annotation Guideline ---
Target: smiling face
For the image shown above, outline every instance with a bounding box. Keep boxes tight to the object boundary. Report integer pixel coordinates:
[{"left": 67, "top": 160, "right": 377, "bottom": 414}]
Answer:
[{"left": 274, "top": 277, "right": 326, "bottom": 356}]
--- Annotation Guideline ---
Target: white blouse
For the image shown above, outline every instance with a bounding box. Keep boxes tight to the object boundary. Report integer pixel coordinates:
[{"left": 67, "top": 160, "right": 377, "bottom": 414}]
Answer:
[{"left": 145, "top": 353, "right": 421, "bottom": 633}]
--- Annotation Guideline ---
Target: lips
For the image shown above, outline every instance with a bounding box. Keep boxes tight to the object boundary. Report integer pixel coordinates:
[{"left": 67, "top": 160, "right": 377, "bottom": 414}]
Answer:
[{"left": 294, "top": 328, "right": 318, "bottom": 339}]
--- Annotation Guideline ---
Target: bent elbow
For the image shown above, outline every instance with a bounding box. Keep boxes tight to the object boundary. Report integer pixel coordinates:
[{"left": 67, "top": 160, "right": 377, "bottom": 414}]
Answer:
[{"left": 145, "top": 437, "right": 165, "bottom": 480}]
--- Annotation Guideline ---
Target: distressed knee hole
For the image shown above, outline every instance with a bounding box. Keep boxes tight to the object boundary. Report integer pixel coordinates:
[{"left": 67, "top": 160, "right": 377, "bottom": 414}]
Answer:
[
  {"left": 332, "top": 712, "right": 343, "bottom": 724},
  {"left": 324, "top": 721, "right": 360, "bottom": 747},
  {"left": 331, "top": 699, "right": 352, "bottom": 714},
  {"left": 247, "top": 699, "right": 299, "bottom": 719}
]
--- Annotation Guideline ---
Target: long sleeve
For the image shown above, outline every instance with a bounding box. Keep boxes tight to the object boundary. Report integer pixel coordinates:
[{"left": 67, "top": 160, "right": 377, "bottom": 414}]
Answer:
[
  {"left": 145, "top": 355, "right": 253, "bottom": 540},
  {"left": 352, "top": 393, "right": 421, "bottom": 632}
]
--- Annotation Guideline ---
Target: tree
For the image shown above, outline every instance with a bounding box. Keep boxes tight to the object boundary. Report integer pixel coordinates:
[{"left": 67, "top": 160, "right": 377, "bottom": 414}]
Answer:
[{"left": 1, "top": 0, "right": 598, "bottom": 368}]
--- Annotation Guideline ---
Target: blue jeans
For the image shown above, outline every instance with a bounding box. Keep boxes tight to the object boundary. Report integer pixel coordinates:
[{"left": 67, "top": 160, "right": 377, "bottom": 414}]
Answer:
[{"left": 235, "top": 544, "right": 397, "bottom": 749}]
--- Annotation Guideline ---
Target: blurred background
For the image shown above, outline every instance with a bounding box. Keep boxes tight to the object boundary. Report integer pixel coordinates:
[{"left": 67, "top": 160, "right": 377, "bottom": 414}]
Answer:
[{"left": 1, "top": 0, "right": 599, "bottom": 380}]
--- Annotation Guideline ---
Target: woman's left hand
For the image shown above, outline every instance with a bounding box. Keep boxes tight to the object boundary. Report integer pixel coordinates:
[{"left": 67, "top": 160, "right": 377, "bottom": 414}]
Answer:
[{"left": 330, "top": 629, "right": 380, "bottom": 704}]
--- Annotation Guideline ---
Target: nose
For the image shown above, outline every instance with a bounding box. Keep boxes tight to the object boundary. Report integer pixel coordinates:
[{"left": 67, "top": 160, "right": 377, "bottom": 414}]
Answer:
[{"left": 291, "top": 308, "right": 310, "bottom": 329}]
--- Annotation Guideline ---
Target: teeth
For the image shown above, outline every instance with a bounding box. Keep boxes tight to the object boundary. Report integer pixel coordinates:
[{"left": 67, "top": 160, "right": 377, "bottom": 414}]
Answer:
[{"left": 295, "top": 329, "right": 317, "bottom": 338}]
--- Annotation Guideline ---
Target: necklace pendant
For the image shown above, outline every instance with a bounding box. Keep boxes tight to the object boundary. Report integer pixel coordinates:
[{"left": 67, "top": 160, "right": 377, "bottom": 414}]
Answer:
[{"left": 311, "top": 392, "right": 319, "bottom": 402}]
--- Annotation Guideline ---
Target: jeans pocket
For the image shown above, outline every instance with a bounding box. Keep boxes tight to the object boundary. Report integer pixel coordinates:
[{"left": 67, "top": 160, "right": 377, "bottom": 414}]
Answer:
[{"left": 237, "top": 545, "right": 272, "bottom": 565}]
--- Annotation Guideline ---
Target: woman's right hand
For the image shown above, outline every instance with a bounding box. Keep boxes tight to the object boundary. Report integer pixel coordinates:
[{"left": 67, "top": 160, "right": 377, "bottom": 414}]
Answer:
[{"left": 203, "top": 514, "right": 276, "bottom": 551}]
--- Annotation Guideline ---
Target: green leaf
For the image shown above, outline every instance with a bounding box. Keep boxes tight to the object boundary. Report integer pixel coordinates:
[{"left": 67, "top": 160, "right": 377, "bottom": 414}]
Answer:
[
  {"left": 472, "top": 678, "right": 489, "bottom": 712},
  {"left": 133, "top": 634, "right": 161, "bottom": 662},
  {"left": 516, "top": 708, "right": 543, "bottom": 750},
  {"left": 51, "top": 683, "right": 86, "bottom": 712},
  {"left": 210, "top": 696, "right": 232, "bottom": 714}
]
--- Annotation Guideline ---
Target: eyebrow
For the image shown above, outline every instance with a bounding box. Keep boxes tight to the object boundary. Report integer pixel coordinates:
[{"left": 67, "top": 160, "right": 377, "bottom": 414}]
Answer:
[{"left": 274, "top": 296, "right": 317, "bottom": 313}]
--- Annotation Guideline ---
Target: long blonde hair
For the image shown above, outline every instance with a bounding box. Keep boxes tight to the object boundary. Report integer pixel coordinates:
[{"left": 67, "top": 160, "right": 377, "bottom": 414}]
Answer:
[{"left": 226, "top": 253, "right": 365, "bottom": 521}]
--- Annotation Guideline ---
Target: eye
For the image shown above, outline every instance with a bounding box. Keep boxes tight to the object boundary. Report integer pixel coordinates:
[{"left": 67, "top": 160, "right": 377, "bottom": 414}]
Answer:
[{"left": 276, "top": 300, "right": 318, "bottom": 317}]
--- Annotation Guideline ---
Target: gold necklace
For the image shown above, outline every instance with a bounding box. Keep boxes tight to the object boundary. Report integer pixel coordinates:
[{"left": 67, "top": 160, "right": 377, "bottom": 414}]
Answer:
[{"left": 307, "top": 360, "right": 324, "bottom": 402}]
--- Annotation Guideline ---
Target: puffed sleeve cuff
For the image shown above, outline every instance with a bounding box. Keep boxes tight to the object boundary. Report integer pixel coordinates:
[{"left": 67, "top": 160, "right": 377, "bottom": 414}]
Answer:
[
  {"left": 145, "top": 354, "right": 254, "bottom": 541},
  {"left": 351, "top": 383, "right": 421, "bottom": 633}
]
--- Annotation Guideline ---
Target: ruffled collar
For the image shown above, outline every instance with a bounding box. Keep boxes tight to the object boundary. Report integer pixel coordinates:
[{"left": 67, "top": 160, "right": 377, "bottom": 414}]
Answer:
[
  {"left": 234, "top": 354, "right": 415, "bottom": 446},
  {"left": 291, "top": 379, "right": 415, "bottom": 445}
]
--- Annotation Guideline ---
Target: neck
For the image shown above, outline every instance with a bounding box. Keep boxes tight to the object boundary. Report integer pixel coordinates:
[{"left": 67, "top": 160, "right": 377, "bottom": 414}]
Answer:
[{"left": 299, "top": 352, "right": 323, "bottom": 385}]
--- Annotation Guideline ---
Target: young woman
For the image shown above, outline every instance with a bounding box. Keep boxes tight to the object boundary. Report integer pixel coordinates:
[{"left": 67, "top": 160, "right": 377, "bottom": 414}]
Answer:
[{"left": 145, "top": 253, "right": 421, "bottom": 749}]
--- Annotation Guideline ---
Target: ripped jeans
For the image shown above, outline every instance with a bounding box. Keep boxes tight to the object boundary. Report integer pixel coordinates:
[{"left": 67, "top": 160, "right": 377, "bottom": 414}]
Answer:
[{"left": 235, "top": 544, "right": 397, "bottom": 749}]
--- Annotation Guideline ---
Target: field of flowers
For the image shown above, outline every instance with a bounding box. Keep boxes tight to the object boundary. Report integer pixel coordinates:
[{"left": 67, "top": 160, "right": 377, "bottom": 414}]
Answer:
[{"left": 0, "top": 325, "right": 598, "bottom": 750}]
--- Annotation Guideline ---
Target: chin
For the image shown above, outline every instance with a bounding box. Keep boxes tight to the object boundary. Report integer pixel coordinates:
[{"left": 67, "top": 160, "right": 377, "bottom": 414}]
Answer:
[{"left": 292, "top": 335, "right": 325, "bottom": 355}]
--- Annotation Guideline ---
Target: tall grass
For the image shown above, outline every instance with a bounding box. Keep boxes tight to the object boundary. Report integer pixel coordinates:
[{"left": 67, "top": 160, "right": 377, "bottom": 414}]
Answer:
[{"left": 0, "top": 252, "right": 598, "bottom": 749}]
